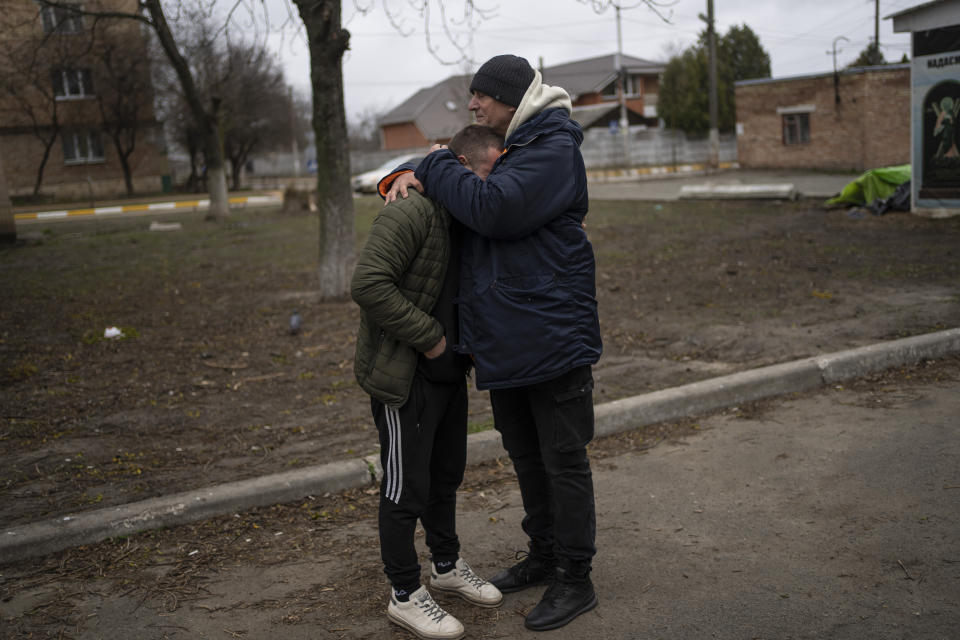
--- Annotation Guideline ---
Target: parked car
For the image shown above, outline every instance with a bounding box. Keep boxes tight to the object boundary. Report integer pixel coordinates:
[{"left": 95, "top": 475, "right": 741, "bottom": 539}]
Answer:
[{"left": 351, "top": 154, "right": 423, "bottom": 194}]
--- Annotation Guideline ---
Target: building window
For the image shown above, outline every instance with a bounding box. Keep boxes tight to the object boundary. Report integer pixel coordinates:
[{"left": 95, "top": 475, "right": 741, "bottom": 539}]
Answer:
[
  {"left": 782, "top": 113, "right": 810, "bottom": 145},
  {"left": 40, "top": 3, "right": 84, "bottom": 34},
  {"left": 62, "top": 130, "right": 104, "bottom": 164},
  {"left": 601, "top": 74, "right": 640, "bottom": 98},
  {"left": 52, "top": 68, "right": 94, "bottom": 98}
]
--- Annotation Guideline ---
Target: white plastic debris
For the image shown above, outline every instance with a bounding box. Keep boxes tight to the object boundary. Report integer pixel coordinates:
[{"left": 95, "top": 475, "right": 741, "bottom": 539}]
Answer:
[
  {"left": 149, "top": 221, "right": 182, "bottom": 232},
  {"left": 104, "top": 326, "right": 124, "bottom": 339}
]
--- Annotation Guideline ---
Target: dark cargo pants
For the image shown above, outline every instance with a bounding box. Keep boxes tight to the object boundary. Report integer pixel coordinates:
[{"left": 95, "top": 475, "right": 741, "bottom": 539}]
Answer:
[{"left": 489, "top": 364, "right": 597, "bottom": 576}]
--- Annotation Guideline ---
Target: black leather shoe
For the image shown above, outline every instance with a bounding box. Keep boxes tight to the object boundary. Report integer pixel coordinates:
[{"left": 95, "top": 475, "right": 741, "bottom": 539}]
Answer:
[
  {"left": 489, "top": 554, "right": 556, "bottom": 594},
  {"left": 524, "top": 569, "right": 598, "bottom": 631}
]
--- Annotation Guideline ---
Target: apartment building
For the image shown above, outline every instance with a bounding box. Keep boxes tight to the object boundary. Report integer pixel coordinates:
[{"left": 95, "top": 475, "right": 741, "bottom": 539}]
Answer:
[{"left": 0, "top": 0, "right": 168, "bottom": 201}]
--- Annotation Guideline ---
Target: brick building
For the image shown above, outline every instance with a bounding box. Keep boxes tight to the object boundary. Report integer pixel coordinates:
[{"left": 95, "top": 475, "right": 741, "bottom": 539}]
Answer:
[
  {"left": 0, "top": 0, "right": 169, "bottom": 201},
  {"left": 734, "top": 64, "right": 910, "bottom": 171}
]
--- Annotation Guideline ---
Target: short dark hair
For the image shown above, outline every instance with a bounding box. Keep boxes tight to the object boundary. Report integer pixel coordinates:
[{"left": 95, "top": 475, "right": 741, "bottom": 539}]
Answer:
[{"left": 448, "top": 125, "right": 504, "bottom": 170}]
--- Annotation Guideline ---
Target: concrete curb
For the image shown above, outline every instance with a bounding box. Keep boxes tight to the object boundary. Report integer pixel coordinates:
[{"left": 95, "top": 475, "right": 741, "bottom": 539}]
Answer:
[
  {"left": 3, "top": 328, "right": 959, "bottom": 565},
  {"left": 678, "top": 183, "right": 798, "bottom": 200},
  {"left": 14, "top": 192, "right": 283, "bottom": 224}
]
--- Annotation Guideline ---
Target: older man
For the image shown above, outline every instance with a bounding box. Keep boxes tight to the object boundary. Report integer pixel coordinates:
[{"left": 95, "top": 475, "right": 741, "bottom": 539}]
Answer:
[{"left": 382, "top": 54, "right": 602, "bottom": 631}]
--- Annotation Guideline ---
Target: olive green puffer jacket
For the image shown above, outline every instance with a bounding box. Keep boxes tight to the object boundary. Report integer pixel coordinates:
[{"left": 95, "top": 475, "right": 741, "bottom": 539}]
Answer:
[{"left": 351, "top": 191, "right": 451, "bottom": 408}]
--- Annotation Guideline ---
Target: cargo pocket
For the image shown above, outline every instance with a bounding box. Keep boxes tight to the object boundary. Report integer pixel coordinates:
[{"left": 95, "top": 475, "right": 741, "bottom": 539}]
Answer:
[{"left": 552, "top": 378, "right": 595, "bottom": 452}]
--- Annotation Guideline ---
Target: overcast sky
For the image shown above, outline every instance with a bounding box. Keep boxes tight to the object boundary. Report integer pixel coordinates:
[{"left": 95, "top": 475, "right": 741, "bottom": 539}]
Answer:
[{"left": 264, "top": 0, "right": 916, "bottom": 121}]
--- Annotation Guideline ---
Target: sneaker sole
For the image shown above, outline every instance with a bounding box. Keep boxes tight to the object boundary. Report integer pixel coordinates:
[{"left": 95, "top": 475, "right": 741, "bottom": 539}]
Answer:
[
  {"left": 523, "top": 592, "right": 599, "bottom": 631},
  {"left": 430, "top": 582, "right": 504, "bottom": 608},
  {"left": 387, "top": 610, "right": 466, "bottom": 640},
  {"left": 492, "top": 575, "right": 553, "bottom": 594}
]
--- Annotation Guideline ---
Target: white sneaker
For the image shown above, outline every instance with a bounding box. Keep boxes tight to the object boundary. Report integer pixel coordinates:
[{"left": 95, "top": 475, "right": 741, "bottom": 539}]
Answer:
[
  {"left": 431, "top": 558, "right": 504, "bottom": 608},
  {"left": 387, "top": 586, "right": 465, "bottom": 640}
]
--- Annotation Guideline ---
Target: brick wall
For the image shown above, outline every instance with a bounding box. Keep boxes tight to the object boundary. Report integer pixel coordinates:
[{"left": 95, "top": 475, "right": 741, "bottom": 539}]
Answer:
[
  {"left": 382, "top": 123, "right": 430, "bottom": 151},
  {"left": 735, "top": 66, "right": 910, "bottom": 171},
  {"left": 4, "top": 127, "right": 168, "bottom": 199}
]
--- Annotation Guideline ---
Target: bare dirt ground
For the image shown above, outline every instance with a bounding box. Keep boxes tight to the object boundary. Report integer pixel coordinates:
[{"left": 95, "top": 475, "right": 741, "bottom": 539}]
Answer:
[
  {"left": 2, "top": 196, "right": 958, "bottom": 529},
  {"left": 1, "top": 193, "right": 959, "bottom": 639}
]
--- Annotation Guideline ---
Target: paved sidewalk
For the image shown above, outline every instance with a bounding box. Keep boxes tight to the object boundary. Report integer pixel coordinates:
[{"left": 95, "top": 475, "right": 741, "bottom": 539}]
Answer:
[
  {"left": 489, "top": 364, "right": 960, "bottom": 639},
  {"left": 588, "top": 168, "right": 860, "bottom": 201}
]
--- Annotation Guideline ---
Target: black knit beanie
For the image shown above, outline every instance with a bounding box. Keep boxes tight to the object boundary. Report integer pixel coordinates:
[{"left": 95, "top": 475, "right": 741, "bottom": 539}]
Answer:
[{"left": 469, "top": 55, "right": 535, "bottom": 107}]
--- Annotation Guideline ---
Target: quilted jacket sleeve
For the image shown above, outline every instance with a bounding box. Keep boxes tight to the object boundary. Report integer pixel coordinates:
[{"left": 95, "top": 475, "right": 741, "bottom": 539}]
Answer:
[{"left": 350, "top": 197, "right": 444, "bottom": 353}]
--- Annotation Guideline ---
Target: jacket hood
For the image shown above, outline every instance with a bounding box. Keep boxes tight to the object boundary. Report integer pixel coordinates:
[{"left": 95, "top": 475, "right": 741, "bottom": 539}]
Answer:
[{"left": 505, "top": 69, "right": 573, "bottom": 142}]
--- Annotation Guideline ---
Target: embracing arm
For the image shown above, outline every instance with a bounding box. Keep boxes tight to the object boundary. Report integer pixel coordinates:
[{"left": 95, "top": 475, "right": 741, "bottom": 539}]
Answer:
[
  {"left": 350, "top": 203, "right": 444, "bottom": 353},
  {"left": 414, "top": 134, "right": 583, "bottom": 240},
  {"left": 377, "top": 161, "right": 422, "bottom": 203}
]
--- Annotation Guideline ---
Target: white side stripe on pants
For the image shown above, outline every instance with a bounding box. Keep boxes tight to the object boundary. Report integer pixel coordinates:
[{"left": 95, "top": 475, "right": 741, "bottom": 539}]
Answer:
[{"left": 385, "top": 407, "right": 403, "bottom": 504}]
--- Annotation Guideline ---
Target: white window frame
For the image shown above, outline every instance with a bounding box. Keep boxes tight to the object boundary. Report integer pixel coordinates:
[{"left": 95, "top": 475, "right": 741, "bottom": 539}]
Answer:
[
  {"left": 40, "top": 3, "right": 85, "bottom": 34},
  {"left": 62, "top": 130, "right": 104, "bottom": 164},
  {"left": 53, "top": 68, "right": 94, "bottom": 99}
]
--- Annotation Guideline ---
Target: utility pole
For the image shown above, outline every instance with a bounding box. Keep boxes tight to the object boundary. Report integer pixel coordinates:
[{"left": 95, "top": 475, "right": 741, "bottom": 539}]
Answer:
[
  {"left": 875, "top": 0, "right": 880, "bottom": 51},
  {"left": 615, "top": 4, "right": 628, "bottom": 135},
  {"left": 829, "top": 36, "right": 849, "bottom": 106},
  {"left": 703, "top": 0, "right": 719, "bottom": 168},
  {"left": 290, "top": 86, "right": 300, "bottom": 178}
]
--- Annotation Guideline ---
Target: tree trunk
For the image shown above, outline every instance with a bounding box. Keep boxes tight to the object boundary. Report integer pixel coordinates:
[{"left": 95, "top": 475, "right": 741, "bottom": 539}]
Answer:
[
  {"left": 143, "top": 0, "right": 229, "bottom": 221},
  {"left": 115, "top": 142, "right": 134, "bottom": 196},
  {"left": 294, "top": 0, "right": 355, "bottom": 300},
  {"left": 201, "top": 112, "right": 229, "bottom": 221},
  {"left": 32, "top": 139, "right": 55, "bottom": 197},
  {"left": 0, "top": 147, "right": 15, "bottom": 243},
  {"left": 207, "top": 164, "right": 229, "bottom": 219}
]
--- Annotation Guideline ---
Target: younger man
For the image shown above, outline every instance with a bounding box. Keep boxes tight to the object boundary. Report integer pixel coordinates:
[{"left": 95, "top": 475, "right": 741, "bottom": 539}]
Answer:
[{"left": 351, "top": 125, "right": 505, "bottom": 640}]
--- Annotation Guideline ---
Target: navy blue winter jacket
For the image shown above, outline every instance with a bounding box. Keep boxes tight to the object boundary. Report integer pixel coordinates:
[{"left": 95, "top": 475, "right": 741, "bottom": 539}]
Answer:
[{"left": 413, "top": 107, "right": 602, "bottom": 390}]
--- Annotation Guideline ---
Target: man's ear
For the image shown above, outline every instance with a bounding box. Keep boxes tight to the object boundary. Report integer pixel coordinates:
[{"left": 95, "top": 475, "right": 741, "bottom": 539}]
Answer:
[{"left": 456, "top": 154, "right": 469, "bottom": 167}]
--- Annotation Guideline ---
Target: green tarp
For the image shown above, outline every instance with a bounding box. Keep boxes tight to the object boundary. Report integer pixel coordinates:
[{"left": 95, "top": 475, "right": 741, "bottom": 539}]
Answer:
[{"left": 825, "top": 165, "right": 911, "bottom": 207}]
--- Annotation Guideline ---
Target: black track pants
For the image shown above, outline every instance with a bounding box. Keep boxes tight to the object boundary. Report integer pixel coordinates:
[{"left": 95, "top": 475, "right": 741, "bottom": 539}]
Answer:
[{"left": 372, "top": 376, "right": 468, "bottom": 591}]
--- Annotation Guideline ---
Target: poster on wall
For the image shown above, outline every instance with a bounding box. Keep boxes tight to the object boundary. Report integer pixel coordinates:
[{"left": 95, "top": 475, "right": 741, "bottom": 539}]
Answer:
[{"left": 913, "top": 25, "right": 960, "bottom": 205}]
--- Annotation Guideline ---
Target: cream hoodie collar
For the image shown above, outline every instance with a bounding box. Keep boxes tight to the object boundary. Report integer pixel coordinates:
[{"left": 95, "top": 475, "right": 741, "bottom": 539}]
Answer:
[{"left": 504, "top": 69, "right": 573, "bottom": 142}]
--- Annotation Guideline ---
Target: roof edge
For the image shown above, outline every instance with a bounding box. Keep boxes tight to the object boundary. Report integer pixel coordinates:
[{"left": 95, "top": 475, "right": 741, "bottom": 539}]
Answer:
[{"left": 735, "top": 63, "right": 910, "bottom": 87}]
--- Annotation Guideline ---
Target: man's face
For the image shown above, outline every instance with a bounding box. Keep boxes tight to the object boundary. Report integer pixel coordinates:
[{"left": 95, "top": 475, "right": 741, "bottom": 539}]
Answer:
[
  {"left": 462, "top": 145, "right": 502, "bottom": 181},
  {"left": 468, "top": 91, "right": 515, "bottom": 136}
]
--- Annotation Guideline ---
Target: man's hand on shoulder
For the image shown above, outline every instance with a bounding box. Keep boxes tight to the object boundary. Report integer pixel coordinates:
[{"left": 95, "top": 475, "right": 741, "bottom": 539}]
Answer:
[
  {"left": 423, "top": 335, "right": 446, "bottom": 359},
  {"left": 384, "top": 172, "right": 424, "bottom": 205}
]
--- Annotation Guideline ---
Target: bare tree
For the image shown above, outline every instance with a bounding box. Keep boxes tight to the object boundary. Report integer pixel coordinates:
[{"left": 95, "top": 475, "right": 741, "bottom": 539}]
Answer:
[
  {"left": 291, "top": 0, "right": 355, "bottom": 298},
  {"left": 91, "top": 19, "right": 156, "bottom": 196},
  {"left": 348, "top": 105, "right": 388, "bottom": 151},
  {"left": 219, "top": 44, "right": 294, "bottom": 190},
  {"left": 38, "top": 0, "right": 234, "bottom": 220}
]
